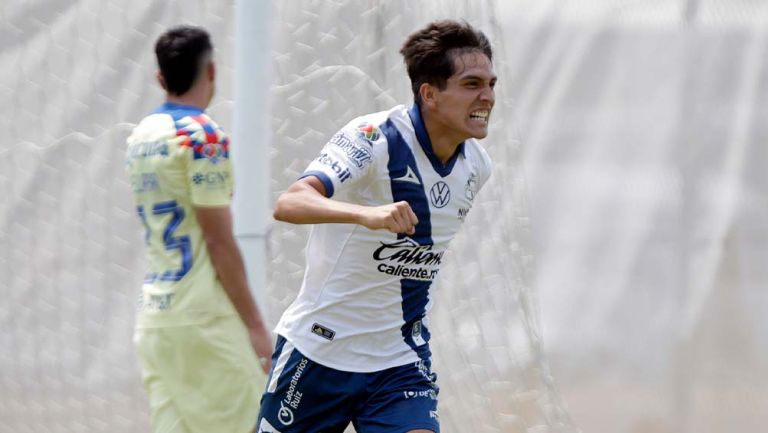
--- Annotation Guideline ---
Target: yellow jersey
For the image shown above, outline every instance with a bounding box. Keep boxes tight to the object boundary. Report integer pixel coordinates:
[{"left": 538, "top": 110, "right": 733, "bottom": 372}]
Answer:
[{"left": 126, "top": 102, "right": 238, "bottom": 328}]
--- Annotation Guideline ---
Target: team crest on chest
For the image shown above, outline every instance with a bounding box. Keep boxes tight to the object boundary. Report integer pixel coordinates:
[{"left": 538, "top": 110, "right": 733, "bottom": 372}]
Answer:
[{"left": 465, "top": 172, "right": 479, "bottom": 201}]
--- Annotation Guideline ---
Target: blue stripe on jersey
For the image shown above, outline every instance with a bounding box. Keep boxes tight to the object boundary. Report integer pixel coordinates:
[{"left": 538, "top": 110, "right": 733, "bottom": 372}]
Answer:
[
  {"left": 407, "top": 104, "right": 465, "bottom": 177},
  {"left": 153, "top": 102, "right": 204, "bottom": 120},
  {"left": 380, "top": 118, "right": 433, "bottom": 361},
  {"left": 300, "top": 171, "right": 335, "bottom": 197}
]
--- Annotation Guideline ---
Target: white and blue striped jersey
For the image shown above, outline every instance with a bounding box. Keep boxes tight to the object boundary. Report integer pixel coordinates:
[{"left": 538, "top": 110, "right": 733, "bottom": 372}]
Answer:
[{"left": 275, "top": 104, "right": 492, "bottom": 372}]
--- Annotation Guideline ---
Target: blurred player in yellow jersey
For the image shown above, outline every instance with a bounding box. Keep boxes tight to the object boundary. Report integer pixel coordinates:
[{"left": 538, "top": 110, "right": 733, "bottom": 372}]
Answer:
[{"left": 125, "top": 25, "right": 272, "bottom": 433}]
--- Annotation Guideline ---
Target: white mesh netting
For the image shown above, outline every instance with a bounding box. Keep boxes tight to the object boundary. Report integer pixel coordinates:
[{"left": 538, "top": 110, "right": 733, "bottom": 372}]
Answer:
[{"left": 3, "top": 1, "right": 768, "bottom": 433}]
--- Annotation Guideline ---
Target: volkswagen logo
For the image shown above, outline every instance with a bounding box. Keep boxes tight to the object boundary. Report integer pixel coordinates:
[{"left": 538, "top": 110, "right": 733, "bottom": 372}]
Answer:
[{"left": 429, "top": 181, "right": 451, "bottom": 208}]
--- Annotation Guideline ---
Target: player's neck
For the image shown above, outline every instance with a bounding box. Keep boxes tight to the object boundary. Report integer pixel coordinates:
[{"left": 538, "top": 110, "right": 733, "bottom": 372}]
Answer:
[
  {"left": 421, "top": 109, "right": 464, "bottom": 164},
  {"left": 165, "top": 87, "right": 209, "bottom": 111}
]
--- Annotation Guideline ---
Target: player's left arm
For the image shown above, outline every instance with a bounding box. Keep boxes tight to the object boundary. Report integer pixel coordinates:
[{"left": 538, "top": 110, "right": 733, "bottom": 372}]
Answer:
[
  {"left": 183, "top": 115, "right": 272, "bottom": 372},
  {"left": 273, "top": 120, "right": 418, "bottom": 234},
  {"left": 196, "top": 205, "right": 273, "bottom": 373},
  {"left": 273, "top": 176, "right": 418, "bottom": 235},
  {"left": 477, "top": 145, "right": 493, "bottom": 189}
]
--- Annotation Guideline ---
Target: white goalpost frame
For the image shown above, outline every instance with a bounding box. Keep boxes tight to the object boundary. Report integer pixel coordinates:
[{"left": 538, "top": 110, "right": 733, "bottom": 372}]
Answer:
[{"left": 233, "top": 0, "right": 273, "bottom": 310}]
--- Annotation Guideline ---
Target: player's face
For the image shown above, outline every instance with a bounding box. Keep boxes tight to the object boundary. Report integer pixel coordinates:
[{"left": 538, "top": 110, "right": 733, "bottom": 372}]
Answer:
[{"left": 430, "top": 51, "right": 496, "bottom": 142}]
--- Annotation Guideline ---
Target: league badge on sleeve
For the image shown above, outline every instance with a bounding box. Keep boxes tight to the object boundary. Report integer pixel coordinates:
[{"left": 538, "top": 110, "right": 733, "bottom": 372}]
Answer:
[
  {"left": 176, "top": 116, "right": 230, "bottom": 164},
  {"left": 357, "top": 123, "right": 380, "bottom": 142}
]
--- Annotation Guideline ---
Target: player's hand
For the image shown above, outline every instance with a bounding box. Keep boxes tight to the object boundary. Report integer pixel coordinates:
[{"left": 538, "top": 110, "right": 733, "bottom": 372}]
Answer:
[
  {"left": 248, "top": 326, "right": 274, "bottom": 374},
  {"left": 359, "top": 201, "right": 418, "bottom": 235}
]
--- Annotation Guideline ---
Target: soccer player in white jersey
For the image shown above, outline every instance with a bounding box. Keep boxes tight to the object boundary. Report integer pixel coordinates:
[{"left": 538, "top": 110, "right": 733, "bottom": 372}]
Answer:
[
  {"left": 257, "top": 20, "right": 496, "bottom": 433},
  {"left": 126, "top": 26, "right": 272, "bottom": 433}
]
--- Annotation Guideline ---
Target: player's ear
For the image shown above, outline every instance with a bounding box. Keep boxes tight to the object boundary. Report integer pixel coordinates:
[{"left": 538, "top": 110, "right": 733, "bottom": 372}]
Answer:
[
  {"left": 156, "top": 70, "right": 168, "bottom": 91},
  {"left": 419, "top": 82, "right": 437, "bottom": 109},
  {"left": 207, "top": 60, "right": 215, "bottom": 82}
]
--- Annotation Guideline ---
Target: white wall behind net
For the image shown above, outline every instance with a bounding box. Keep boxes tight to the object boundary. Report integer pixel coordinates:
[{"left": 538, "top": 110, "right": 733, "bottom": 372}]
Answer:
[{"left": 2, "top": 1, "right": 768, "bottom": 433}]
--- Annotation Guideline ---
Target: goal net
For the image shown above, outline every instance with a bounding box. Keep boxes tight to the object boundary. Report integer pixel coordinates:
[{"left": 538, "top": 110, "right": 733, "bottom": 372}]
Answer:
[
  {"left": 5, "top": 1, "right": 767, "bottom": 433},
  {"left": 267, "top": 1, "right": 574, "bottom": 432},
  {"left": 0, "top": 1, "right": 571, "bottom": 431}
]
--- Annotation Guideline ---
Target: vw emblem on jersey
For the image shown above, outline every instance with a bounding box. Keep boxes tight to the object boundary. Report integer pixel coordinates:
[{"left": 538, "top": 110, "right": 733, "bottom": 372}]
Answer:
[
  {"left": 277, "top": 401, "right": 294, "bottom": 426},
  {"left": 429, "top": 181, "right": 451, "bottom": 208}
]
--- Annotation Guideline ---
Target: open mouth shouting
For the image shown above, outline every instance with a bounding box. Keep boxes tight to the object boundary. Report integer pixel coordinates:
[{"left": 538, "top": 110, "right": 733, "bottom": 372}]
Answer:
[{"left": 469, "top": 110, "right": 490, "bottom": 124}]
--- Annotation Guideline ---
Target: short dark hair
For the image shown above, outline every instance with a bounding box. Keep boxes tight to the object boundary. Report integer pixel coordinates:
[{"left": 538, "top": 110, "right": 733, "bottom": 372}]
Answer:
[
  {"left": 400, "top": 20, "right": 493, "bottom": 104},
  {"left": 155, "top": 25, "right": 213, "bottom": 96}
]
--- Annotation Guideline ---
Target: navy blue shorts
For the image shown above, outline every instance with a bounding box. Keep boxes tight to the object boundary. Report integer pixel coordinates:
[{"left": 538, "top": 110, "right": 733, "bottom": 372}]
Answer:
[{"left": 257, "top": 336, "right": 440, "bottom": 433}]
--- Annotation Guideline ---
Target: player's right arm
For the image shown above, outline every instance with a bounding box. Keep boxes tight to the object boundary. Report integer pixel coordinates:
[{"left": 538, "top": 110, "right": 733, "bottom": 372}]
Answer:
[{"left": 273, "top": 176, "right": 418, "bottom": 235}]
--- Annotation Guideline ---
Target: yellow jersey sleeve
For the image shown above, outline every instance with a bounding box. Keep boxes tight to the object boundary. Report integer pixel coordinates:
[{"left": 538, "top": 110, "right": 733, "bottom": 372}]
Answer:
[
  {"left": 127, "top": 104, "right": 239, "bottom": 327},
  {"left": 175, "top": 114, "right": 234, "bottom": 207}
]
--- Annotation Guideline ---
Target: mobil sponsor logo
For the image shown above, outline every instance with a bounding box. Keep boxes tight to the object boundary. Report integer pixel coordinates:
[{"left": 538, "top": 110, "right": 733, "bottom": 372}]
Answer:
[
  {"left": 317, "top": 152, "right": 352, "bottom": 183},
  {"left": 372, "top": 237, "right": 443, "bottom": 281},
  {"left": 329, "top": 131, "right": 373, "bottom": 168}
]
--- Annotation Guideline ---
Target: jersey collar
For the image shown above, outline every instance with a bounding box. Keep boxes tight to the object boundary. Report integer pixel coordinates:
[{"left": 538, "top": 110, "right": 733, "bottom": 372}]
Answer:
[
  {"left": 154, "top": 102, "right": 205, "bottom": 119},
  {"left": 407, "top": 103, "right": 465, "bottom": 177}
]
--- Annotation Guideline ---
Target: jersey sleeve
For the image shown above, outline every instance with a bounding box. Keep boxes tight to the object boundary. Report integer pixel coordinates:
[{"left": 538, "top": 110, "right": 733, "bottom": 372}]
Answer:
[
  {"left": 476, "top": 145, "right": 493, "bottom": 191},
  {"left": 301, "top": 120, "right": 378, "bottom": 198},
  {"left": 177, "top": 114, "right": 234, "bottom": 207}
]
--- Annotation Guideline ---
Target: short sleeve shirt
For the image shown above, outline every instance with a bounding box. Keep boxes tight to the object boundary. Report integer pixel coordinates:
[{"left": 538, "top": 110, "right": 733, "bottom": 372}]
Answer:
[
  {"left": 126, "top": 102, "right": 238, "bottom": 327},
  {"left": 275, "top": 105, "right": 493, "bottom": 372}
]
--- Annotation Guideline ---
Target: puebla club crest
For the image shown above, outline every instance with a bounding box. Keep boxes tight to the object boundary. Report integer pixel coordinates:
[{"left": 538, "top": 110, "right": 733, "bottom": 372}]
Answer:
[{"left": 465, "top": 172, "right": 478, "bottom": 201}]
